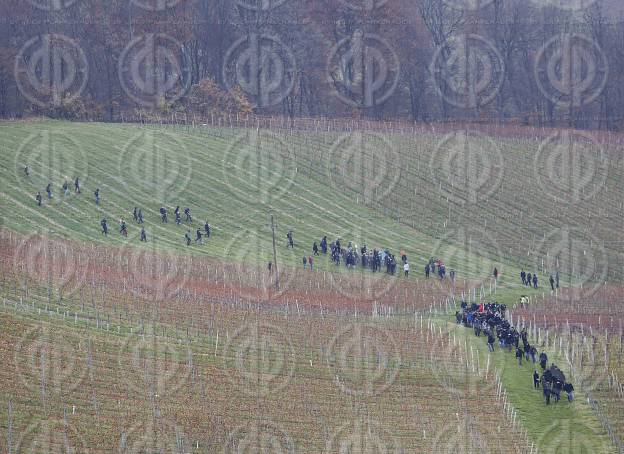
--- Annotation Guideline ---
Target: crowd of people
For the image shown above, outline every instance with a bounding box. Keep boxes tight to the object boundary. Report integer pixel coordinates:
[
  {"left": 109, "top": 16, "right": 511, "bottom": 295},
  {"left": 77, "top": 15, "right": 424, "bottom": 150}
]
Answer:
[
  {"left": 31, "top": 173, "right": 213, "bottom": 247},
  {"left": 457, "top": 301, "right": 575, "bottom": 405}
]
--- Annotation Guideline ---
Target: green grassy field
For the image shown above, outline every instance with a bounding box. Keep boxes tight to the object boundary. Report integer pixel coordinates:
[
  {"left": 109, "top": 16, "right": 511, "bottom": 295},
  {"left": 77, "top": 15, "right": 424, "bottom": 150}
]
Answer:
[{"left": 0, "top": 119, "right": 622, "bottom": 452}]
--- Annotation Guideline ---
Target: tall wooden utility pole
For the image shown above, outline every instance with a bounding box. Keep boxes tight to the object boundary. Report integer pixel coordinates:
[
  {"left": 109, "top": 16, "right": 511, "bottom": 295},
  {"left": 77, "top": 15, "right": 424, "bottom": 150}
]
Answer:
[{"left": 270, "top": 214, "right": 279, "bottom": 290}]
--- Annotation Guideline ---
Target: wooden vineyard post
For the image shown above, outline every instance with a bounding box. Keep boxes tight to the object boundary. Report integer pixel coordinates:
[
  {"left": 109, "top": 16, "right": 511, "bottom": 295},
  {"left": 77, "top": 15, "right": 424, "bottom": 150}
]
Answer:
[{"left": 271, "top": 214, "right": 279, "bottom": 291}]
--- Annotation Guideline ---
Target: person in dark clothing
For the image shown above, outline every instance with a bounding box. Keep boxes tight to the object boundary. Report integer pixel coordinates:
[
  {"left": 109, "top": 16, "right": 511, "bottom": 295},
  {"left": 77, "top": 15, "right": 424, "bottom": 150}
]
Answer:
[
  {"left": 204, "top": 222, "right": 211, "bottom": 238},
  {"left": 62, "top": 179, "right": 69, "bottom": 196},
  {"left": 493, "top": 267, "right": 498, "bottom": 280},
  {"left": 101, "top": 218, "right": 108, "bottom": 235},
  {"left": 46, "top": 183, "right": 52, "bottom": 199},
  {"left": 133, "top": 207, "right": 138, "bottom": 222},
  {"left": 543, "top": 380, "right": 551, "bottom": 405},
  {"left": 520, "top": 270, "right": 526, "bottom": 285},
  {"left": 268, "top": 261, "right": 272, "bottom": 273},
  {"left": 533, "top": 370, "right": 540, "bottom": 388},
  {"left": 526, "top": 273, "right": 532, "bottom": 286},
  {"left": 74, "top": 177, "right": 81, "bottom": 193},
  {"left": 140, "top": 227, "right": 147, "bottom": 242},
  {"left": 35, "top": 192, "right": 42, "bottom": 206},
  {"left": 94, "top": 188, "right": 100, "bottom": 205},
  {"left": 138, "top": 209, "right": 144, "bottom": 224},
  {"left": 160, "top": 207, "right": 168, "bottom": 223},
  {"left": 533, "top": 274, "right": 538, "bottom": 289},
  {"left": 175, "top": 210, "right": 182, "bottom": 225},
  {"left": 287, "top": 231, "right": 294, "bottom": 248},
  {"left": 24, "top": 166, "right": 29, "bottom": 177},
  {"left": 119, "top": 219, "right": 127, "bottom": 236},
  {"left": 549, "top": 275, "right": 555, "bottom": 291},
  {"left": 487, "top": 333, "right": 495, "bottom": 352},
  {"left": 516, "top": 346, "right": 523, "bottom": 366},
  {"left": 530, "top": 346, "right": 537, "bottom": 364},
  {"left": 556, "top": 271, "right": 560, "bottom": 289},
  {"left": 320, "top": 236, "right": 327, "bottom": 254},
  {"left": 455, "top": 311, "right": 462, "bottom": 324},
  {"left": 539, "top": 352, "right": 548, "bottom": 370},
  {"left": 552, "top": 381, "right": 561, "bottom": 403},
  {"left": 185, "top": 231, "right": 191, "bottom": 246},
  {"left": 313, "top": 242, "right": 319, "bottom": 255},
  {"left": 174, "top": 206, "right": 180, "bottom": 217},
  {"left": 184, "top": 207, "right": 192, "bottom": 222},
  {"left": 425, "top": 263, "right": 430, "bottom": 278},
  {"left": 303, "top": 256, "right": 307, "bottom": 269},
  {"left": 563, "top": 382, "right": 574, "bottom": 402},
  {"left": 195, "top": 228, "right": 203, "bottom": 244}
]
